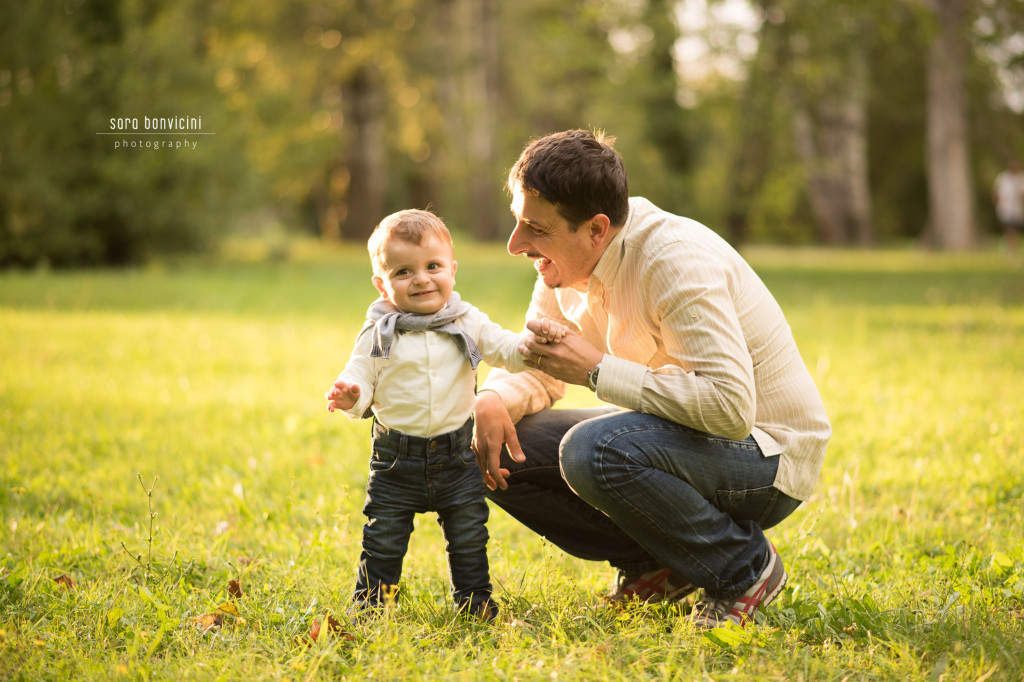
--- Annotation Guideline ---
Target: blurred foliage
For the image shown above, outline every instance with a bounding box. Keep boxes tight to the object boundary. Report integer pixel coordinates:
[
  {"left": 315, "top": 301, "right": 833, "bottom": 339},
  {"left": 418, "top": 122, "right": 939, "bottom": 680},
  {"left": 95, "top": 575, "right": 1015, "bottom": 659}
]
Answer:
[{"left": 1, "top": 0, "right": 1023, "bottom": 266}]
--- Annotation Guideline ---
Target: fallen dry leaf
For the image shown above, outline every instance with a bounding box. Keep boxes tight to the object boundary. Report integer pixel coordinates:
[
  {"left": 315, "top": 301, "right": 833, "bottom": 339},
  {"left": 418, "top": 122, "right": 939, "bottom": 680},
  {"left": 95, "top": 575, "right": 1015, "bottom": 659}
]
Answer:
[
  {"left": 228, "top": 579, "right": 243, "bottom": 599},
  {"left": 194, "top": 613, "right": 223, "bottom": 632},
  {"left": 53, "top": 575, "right": 76, "bottom": 590},
  {"left": 304, "top": 615, "right": 355, "bottom": 645},
  {"left": 217, "top": 602, "right": 240, "bottom": 617}
]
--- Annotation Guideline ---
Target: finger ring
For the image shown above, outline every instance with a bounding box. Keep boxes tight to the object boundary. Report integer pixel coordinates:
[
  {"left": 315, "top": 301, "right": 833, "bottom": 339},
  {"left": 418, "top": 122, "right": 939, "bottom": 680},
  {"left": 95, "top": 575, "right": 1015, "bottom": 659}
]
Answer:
[{"left": 537, "top": 355, "right": 543, "bottom": 369}]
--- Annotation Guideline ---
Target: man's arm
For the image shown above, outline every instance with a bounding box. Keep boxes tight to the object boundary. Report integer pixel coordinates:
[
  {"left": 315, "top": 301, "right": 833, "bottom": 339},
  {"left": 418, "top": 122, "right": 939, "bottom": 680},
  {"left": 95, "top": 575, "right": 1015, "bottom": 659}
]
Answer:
[
  {"left": 472, "top": 282, "right": 569, "bottom": 489},
  {"left": 472, "top": 390, "right": 523, "bottom": 491},
  {"left": 518, "top": 243, "right": 759, "bottom": 441}
]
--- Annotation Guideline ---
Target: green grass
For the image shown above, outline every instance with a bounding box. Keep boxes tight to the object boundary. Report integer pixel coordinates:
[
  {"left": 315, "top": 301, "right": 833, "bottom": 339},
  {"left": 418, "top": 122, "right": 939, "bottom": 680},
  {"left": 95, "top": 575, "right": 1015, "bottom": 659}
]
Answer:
[{"left": 2, "top": 242, "right": 1023, "bottom": 680}]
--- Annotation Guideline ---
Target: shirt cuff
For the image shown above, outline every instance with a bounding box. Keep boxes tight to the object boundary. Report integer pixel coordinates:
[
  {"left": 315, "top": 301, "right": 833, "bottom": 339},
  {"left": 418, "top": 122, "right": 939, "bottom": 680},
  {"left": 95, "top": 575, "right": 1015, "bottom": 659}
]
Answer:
[{"left": 596, "top": 354, "right": 647, "bottom": 410}]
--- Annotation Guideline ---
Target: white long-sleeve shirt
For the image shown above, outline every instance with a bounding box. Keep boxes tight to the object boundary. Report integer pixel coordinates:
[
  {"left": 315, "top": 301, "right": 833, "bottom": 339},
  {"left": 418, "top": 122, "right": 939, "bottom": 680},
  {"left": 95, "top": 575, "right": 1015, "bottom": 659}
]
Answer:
[
  {"left": 481, "top": 197, "right": 831, "bottom": 501},
  {"left": 337, "top": 300, "right": 530, "bottom": 438}
]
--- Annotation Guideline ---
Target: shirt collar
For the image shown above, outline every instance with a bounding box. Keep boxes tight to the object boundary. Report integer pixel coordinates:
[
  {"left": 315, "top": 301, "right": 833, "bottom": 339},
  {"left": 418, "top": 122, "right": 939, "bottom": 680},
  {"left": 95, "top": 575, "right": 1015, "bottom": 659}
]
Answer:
[{"left": 589, "top": 201, "right": 634, "bottom": 293}]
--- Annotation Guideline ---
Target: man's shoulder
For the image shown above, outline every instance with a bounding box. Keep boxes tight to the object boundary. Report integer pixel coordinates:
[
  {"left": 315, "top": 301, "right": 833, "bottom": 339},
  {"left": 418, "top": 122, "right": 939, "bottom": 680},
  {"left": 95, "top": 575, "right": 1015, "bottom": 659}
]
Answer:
[{"left": 625, "top": 197, "right": 725, "bottom": 256}]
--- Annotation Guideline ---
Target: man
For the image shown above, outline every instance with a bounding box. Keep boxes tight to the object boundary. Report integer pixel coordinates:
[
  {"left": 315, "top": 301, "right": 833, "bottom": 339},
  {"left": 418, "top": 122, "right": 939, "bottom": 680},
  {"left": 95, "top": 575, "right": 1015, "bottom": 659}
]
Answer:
[
  {"left": 472, "top": 129, "right": 831, "bottom": 628},
  {"left": 993, "top": 160, "right": 1024, "bottom": 255}
]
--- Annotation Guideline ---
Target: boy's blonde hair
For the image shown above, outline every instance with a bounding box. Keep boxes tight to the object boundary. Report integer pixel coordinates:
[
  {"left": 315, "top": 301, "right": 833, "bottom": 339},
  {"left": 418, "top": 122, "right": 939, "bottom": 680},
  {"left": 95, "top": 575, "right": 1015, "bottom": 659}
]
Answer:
[{"left": 367, "top": 209, "right": 454, "bottom": 274}]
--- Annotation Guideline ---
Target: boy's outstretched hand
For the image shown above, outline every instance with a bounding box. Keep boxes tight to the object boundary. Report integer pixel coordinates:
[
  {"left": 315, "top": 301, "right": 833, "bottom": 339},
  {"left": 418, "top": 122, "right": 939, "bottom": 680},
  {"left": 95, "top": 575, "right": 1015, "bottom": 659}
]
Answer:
[
  {"left": 325, "top": 380, "right": 360, "bottom": 412},
  {"left": 532, "top": 318, "right": 568, "bottom": 343}
]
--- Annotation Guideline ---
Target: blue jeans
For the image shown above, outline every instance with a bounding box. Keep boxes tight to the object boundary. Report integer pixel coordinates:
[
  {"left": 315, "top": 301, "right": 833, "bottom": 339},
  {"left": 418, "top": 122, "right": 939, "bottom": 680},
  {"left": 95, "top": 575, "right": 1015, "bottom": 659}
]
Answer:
[
  {"left": 486, "top": 408, "right": 801, "bottom": 600},
  {"left": 355, "top": 418, "right": 493, "bottom": 615}
]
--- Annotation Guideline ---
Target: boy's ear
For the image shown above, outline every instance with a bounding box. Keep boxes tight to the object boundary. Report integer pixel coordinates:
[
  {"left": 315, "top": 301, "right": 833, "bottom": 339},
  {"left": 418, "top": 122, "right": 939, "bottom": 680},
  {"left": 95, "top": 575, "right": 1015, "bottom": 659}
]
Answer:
[
  {"left": 452, "top": 260, "right": 458, "bottom": 278},
  {"left": 372, "top": 276, "right": 389, "bottom": 300}
]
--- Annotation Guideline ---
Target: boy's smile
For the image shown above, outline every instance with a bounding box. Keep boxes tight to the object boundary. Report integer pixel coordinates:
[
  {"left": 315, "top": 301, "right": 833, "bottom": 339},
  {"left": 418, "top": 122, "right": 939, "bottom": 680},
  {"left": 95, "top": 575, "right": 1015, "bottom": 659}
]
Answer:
[{"left": 372, "top": 235, "right": 457, "bottom": 314}]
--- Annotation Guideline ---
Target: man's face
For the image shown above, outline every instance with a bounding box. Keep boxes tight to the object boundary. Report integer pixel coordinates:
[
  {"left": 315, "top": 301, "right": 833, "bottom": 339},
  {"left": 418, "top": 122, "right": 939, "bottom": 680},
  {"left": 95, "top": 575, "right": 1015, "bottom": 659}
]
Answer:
[
  {"left": 507, "top": 184, "right": 600, "bottom": 290},
  {"left": 372, "top": 235, "right": 457, "bottom": 314}
]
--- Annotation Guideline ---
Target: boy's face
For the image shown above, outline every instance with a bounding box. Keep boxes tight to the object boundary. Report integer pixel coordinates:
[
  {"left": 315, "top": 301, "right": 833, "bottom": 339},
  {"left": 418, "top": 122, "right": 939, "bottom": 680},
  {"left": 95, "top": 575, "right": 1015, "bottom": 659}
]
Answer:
[{"left": 372, "top": 234, "right": 457, "bottom": 314}]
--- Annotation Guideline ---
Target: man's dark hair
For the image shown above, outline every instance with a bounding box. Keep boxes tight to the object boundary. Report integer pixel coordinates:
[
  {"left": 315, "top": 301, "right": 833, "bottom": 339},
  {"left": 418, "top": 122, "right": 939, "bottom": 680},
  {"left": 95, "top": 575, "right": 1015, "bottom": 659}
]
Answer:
[{"left": 508, "top": 129, "right": 629, "bottom": 229}]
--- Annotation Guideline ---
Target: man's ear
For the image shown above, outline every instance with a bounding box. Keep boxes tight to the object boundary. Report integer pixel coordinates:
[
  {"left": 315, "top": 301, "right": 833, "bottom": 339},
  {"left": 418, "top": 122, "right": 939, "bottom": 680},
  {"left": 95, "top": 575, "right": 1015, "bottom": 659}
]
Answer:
[
  {"left": 372, "top": 276, "right": 389, "bottom": 300},
  {"left": 587, "top": 214, "right": 613, "bottom": 248}
]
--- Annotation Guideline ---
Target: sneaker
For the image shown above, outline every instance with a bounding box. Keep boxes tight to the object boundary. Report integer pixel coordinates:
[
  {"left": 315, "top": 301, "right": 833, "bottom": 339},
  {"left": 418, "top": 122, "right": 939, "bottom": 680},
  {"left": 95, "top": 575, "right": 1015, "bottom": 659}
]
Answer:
[
  {"left": 606, "top": 567, "right": 696, "bottom": 605},
  {"left": 690, "top": 543, "right": 787, "bottom": 628}
]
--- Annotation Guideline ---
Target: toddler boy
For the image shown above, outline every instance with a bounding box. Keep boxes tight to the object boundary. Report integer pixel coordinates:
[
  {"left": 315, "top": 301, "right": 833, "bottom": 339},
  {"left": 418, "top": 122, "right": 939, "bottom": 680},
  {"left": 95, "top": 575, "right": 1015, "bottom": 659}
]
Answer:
[{"left": 325, "top": 209, "right": 565, "bottom": 619}]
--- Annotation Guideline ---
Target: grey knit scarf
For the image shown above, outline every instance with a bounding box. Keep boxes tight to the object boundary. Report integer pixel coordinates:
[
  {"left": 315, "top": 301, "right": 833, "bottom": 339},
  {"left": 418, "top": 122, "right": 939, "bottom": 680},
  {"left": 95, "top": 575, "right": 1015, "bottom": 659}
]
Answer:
[{"left": 366, "top": 292, "right": 483, "bottom": 369}]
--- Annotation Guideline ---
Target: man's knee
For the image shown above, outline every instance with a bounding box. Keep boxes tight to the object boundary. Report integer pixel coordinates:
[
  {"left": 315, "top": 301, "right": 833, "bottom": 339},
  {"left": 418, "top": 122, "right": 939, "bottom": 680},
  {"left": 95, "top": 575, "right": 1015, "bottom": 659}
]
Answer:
[
  {"left": 561, "top": 419, "right": 598, "bottom": 489},
  {"left": 558, "top": 417, "right": 609, "bottom": 491}
]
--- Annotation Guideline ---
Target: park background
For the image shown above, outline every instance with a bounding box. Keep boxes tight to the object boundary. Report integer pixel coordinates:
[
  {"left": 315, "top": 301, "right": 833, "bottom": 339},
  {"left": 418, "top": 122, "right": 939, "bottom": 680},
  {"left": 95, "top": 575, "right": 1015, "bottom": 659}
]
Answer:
[{"left": 2, "top": 1, "right": 1024, "bottom": 680}]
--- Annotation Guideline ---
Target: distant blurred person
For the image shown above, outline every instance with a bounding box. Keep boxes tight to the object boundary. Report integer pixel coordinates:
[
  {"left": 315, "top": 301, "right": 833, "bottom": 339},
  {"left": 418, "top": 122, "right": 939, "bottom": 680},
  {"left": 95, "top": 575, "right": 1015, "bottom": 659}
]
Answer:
[{"left": 993, "top": 160, "right": 1024, "bottom": 255}]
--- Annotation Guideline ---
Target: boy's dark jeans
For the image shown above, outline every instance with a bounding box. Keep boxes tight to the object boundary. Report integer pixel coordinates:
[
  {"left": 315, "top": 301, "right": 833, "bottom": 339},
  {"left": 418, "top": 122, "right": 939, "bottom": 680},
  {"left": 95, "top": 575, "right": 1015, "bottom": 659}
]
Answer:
[{"left": 354, "top": 417, "right": 494, "bottom": 616}]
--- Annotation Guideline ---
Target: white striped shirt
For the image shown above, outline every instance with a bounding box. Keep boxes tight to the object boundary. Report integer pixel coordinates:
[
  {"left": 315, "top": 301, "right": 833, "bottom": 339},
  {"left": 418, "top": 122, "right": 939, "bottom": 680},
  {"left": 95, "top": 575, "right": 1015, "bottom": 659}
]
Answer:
[{"left": 481, "top": 197, "right": 831, "bottom": 500}]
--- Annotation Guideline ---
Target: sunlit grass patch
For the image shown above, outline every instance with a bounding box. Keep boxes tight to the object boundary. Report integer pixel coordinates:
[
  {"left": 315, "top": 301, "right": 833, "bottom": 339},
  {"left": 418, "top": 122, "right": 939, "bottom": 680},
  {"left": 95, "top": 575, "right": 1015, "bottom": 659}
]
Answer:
[{"left": 1, "top": 245, "right": 1022, "bottom": 680}]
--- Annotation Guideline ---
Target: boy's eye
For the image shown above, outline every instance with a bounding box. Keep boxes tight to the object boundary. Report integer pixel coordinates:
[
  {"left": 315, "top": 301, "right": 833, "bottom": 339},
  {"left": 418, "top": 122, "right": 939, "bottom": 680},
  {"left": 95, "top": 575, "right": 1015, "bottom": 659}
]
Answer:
[
  {"left": 427, "top": 263, "right": 440, "bottom": 270},
  {"left": 395, "top": 268, "right": 410, "bottom": 276}
]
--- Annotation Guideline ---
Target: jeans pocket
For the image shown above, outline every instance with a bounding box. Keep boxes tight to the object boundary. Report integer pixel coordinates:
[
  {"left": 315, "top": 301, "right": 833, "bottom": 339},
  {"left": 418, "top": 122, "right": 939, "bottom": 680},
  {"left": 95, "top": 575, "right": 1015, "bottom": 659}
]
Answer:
[
  {"left": 369, "top": 445, "right": 400, "bottom": 473},
  {"left": 712, "top": 485, "right": 799, "bottom": 529},
  {"left": 453, "top": 447, "right": 478, "bottom": 469}
]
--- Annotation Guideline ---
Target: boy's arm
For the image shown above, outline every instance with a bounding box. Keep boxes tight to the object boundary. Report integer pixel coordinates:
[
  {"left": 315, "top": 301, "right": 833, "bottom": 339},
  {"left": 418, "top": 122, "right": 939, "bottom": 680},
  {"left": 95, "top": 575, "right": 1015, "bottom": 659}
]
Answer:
[
  {"left": 472, "top": 286, "right": 570, "bottom": 423},
  {"left": 325, "top": 324, "right": 377, "bottom": 420},
  {"left": 471, "top": 306, "right": 567, "bottom": 373}
]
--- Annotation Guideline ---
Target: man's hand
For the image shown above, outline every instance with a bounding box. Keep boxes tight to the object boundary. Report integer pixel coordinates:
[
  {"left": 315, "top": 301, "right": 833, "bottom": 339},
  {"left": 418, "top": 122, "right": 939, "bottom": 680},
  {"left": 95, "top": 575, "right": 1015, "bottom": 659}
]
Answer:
[
  {"left": 325, "top": 380, "right": 360, "bottom": 412},
  {"left": 472, "top": 391, "right": 524, "bottom": 491},
  {"left": 520, "top": 320, "right": 604, "bottom": 385}
]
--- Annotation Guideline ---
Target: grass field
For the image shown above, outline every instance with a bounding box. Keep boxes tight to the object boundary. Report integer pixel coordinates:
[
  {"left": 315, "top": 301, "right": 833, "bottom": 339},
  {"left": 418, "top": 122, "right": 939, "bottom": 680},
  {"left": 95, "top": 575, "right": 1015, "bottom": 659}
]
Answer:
[{"left": 1, "top": 243, "right": 1023, "bottom": 681}]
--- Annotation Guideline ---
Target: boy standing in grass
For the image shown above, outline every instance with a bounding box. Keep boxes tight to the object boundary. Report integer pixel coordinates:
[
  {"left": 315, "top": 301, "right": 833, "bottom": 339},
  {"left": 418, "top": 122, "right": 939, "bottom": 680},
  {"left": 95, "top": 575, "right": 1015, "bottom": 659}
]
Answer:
[{"left": 325, "top": 208, "right": 565, "bottom": 620}]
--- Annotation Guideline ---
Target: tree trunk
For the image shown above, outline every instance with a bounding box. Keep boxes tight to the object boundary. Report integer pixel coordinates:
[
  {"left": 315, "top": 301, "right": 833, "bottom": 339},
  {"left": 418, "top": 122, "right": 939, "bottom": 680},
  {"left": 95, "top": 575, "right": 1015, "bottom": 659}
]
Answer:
[
  {"left": 924, "top": 0, "right": 975, "bottom": 250},
  {"left": 464, "top": 0, "right": 500, "bottom": 240},
  {"left": 842, "top": 48, "right": 874, "bottom": 246},
  {"left": 790, "top": 45, "right": 874, "bottom": 246},
  {"left": 792, "top": 105, "right": 848, "bottom": 244},
  {"left": 342, "top": 65, "right": 387, "bottom": 241}
]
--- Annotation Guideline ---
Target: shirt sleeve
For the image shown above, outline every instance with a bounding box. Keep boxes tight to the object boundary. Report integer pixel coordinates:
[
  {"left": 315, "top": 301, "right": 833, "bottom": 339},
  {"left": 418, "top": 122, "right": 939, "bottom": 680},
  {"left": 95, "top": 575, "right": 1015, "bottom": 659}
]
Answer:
[
  {"left": 334, "top": 324, "right": 379, "bottom": 421},
  {"left": 469, "top": 307, "right": 529, "bottom": 374},
  {"left": 478, "top": 280, "right": 567, "bottom": 423},
  {"left": 598, "top": 243, "right": 756, "bottom": 441}
]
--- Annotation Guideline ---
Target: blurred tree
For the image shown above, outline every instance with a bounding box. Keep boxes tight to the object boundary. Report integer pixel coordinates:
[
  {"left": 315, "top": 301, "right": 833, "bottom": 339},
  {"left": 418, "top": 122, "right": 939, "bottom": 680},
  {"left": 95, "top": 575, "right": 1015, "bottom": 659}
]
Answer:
[
  {"left": 786, "top": 0, "right": 875, "bottom": 245},
  {"left": 922, "top": 0, "right": 977, "bottom": 249},
  {"left": 708, "top": 0, "right": 1023, "bottom": 248},
  {"left": 6, "top": 0, "right": 1023, "bottom": 265},
  {"left": 714, "top": 0, "right": 879, "bottom": 245},
  {"left": 492, "top": 0, "right": 697, "bottom": 219},
  {"left": 0, "top": 0, "right": 251, "bottom": 266}
]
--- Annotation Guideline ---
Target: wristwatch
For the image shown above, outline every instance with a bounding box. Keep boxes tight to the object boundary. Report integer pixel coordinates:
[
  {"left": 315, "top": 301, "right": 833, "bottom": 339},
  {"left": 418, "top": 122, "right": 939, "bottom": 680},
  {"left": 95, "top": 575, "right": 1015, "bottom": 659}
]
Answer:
[{"left": 587, "top": 363, "right": 601, "bottom": 392}]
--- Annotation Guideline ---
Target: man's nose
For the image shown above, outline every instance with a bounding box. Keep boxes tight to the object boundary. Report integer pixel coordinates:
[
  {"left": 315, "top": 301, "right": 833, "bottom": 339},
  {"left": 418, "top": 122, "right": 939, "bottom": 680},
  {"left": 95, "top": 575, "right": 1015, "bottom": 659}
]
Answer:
[{"left": 507, "top": 222, "right": 530, "bottom": 256}]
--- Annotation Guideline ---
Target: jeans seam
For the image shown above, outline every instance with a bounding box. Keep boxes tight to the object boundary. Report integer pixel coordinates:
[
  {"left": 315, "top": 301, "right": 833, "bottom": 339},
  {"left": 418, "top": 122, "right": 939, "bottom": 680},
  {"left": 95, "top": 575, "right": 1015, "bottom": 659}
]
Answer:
[{"left": 603, "top": 421, "right": 758, "bottom": 450}]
